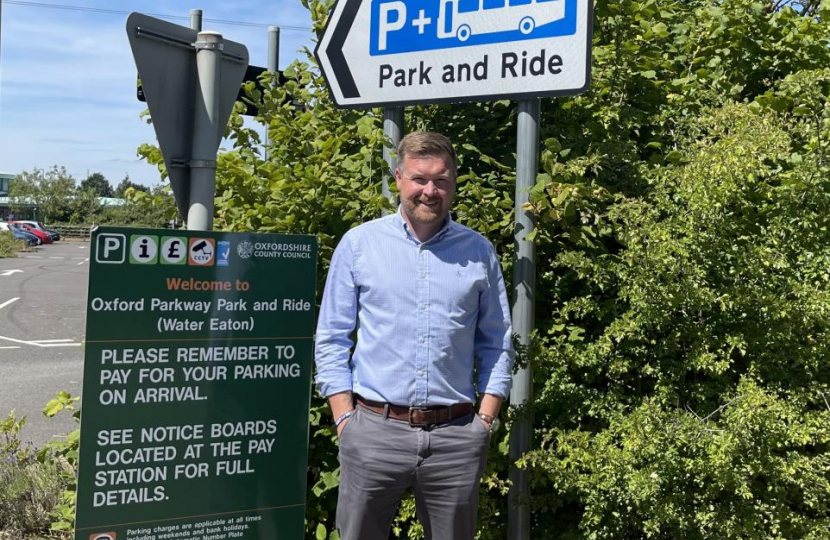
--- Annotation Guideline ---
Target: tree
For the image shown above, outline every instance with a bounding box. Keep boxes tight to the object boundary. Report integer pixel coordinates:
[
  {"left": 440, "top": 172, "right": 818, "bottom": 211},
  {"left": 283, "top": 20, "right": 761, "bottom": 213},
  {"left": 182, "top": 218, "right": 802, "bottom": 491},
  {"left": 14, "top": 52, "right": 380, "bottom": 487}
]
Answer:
[
  {"left": 69, "top": 188, "right": 104, "bottom": 225},
  {"left": 114, "top": 175, "right": 150, "bottom": 198},
  {"left": 9, "top": 166, "right": 76, "bottom": 223},
  {"left": 102, "top": 184, "right": 177, "bottom": 227},
  {"left": 79, "top": 172, "right": 113, "bottom": 198}
]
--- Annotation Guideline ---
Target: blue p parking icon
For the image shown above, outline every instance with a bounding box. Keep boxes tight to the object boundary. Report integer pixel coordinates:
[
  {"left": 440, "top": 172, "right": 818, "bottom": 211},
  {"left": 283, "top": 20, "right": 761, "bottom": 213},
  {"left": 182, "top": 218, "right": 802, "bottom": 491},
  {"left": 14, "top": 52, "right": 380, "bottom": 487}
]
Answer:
[{"left": 95, "top": 234, "right": 126, "bottom": 264}]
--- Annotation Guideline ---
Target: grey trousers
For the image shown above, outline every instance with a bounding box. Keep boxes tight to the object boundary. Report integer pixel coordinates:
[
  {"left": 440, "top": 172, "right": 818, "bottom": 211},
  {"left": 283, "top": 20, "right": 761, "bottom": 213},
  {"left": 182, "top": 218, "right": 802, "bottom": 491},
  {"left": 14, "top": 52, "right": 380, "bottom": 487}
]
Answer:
[{"left": 336, "top": 404, "right": 491, "bottom": 540}]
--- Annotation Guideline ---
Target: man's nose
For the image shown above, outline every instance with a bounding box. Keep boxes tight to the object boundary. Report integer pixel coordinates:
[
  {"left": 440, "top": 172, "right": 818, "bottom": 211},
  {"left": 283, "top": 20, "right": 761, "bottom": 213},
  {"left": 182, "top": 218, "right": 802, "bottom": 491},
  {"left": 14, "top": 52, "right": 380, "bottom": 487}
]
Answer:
[{"left": 423, "top": 181, "right": 439, "bottom": 196}]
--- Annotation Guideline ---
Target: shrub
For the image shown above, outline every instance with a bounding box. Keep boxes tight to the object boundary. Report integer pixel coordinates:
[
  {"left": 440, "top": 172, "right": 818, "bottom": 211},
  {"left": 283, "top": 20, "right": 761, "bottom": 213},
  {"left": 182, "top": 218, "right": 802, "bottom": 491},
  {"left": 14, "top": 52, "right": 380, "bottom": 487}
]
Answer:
[
  {"left": 0, "top": 413, "right": 71, "bottom": 538},
  {"left": 0, "top": 230, "right": 25, "bottom": 258}
]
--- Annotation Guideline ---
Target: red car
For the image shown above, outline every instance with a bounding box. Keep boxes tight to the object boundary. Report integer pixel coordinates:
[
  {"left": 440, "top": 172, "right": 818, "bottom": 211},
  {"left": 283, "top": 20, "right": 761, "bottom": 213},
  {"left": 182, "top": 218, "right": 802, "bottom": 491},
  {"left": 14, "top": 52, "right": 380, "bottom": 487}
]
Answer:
[{"left": 10, "top": 221, "right": 53, "bottom": 244}]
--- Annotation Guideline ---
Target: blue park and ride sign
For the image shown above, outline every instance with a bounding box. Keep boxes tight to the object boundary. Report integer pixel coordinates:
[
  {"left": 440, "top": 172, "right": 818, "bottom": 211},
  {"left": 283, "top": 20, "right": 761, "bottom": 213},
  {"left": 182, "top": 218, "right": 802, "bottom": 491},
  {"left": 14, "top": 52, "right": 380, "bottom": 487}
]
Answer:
[{"left": 315, "top": 0, "right": 592, "bottom": 108}]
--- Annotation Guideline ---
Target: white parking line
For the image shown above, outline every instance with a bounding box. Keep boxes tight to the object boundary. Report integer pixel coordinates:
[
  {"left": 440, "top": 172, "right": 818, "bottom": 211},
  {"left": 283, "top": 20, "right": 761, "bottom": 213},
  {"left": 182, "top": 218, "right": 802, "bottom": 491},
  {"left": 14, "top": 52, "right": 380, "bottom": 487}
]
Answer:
[
  {"left": 0, "top": 335, "right": 82, "bottom": 348},
  {"left": 30, "top": 339, "right": 75, "bottom": 344},
  {"left": 0, "top": 298, "right": 20, "bottom": 310},
  {"left": 24, "top": 255, "right": 42, "bottom": 259},
  {"left": 0, "top": 346, "right": 21, "bottom": 350},
  {"left": 49, "top": 257, "right": 65, "bottom": 260}
]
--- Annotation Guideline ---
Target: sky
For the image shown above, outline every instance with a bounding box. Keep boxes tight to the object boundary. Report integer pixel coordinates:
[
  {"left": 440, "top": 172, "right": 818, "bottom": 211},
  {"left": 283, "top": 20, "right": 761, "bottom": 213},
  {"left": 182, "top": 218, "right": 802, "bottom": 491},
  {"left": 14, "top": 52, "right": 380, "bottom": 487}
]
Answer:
[{"left": 0, "top": 0, "right": 316, "bottom": 188}]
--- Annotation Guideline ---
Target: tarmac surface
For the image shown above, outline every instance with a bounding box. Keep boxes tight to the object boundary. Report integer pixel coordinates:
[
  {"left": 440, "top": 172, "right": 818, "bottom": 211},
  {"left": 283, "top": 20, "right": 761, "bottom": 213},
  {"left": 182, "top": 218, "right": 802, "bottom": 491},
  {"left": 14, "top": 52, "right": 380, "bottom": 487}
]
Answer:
[{"left": 0, "top": 240, "right": 89, "bottom": 448}]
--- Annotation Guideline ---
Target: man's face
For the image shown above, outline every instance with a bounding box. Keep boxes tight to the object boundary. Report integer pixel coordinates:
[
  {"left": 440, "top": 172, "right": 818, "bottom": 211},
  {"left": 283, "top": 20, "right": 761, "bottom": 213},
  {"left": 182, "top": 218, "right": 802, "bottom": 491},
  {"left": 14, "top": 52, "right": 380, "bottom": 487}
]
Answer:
[{"left": 395, "top": 152, "right": 456, "bottom": 235}]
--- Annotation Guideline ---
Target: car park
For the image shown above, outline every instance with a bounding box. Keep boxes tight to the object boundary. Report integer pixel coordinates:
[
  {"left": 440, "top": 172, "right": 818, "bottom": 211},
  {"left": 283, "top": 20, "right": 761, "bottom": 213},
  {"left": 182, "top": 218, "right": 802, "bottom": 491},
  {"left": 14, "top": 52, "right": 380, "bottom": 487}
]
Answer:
[
  {"left": 14, "top": 220, "right": 60, "bottom": 242},
  {"left": 1, "top": 222, "right": 41, "bottom": 246},
  {"left": 9, "top": 221, "right": 52, "bottom": 244}
]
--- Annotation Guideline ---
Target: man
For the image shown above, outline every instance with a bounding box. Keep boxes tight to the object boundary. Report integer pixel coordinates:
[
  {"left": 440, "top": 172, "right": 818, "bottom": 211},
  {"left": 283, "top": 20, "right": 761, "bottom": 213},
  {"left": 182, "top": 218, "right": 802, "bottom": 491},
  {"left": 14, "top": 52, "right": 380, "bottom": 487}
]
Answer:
[{"left": 314, "top": 131, "right": 514, "bottom": 540}]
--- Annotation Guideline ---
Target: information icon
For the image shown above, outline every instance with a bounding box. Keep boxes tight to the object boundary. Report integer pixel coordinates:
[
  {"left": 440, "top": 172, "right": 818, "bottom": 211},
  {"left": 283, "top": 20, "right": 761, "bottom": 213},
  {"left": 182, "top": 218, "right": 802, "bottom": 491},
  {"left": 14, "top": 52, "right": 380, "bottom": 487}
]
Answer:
[{"left": 129, "top": 235, "right": 158, "bottom": 264}]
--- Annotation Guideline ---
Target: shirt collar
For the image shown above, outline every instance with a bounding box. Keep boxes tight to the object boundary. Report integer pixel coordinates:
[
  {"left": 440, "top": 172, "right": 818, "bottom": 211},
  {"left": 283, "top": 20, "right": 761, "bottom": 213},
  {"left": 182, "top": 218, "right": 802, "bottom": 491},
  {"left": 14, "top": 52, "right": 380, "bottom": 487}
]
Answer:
[{"left": 394, "top": 206, "right": 453, "bottom": 244}]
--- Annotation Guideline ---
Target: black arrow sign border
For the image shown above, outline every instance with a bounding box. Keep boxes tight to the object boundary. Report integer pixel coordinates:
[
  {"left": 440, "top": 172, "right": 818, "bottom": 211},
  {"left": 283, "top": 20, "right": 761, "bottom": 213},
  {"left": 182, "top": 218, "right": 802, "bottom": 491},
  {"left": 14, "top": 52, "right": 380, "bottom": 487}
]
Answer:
[{"left": 315, "top": 0, "right": 361, "bottom": 100}]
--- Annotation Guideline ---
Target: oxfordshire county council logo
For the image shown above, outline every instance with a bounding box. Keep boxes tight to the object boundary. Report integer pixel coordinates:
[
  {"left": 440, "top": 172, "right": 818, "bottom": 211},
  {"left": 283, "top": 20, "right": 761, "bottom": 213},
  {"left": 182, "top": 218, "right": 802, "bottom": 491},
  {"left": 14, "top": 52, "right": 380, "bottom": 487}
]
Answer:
[
  {"left": 90, "top": 533, "right": 116, "bottom": 540},
  {"left": 188, "top": 238, "right": 215, "bottom": 266},
  {"left": 237, "top": 241, "right": 254, "bottom": 259},
  {"left": 217, "top": 241, "right": 231, "bottom": 267}
]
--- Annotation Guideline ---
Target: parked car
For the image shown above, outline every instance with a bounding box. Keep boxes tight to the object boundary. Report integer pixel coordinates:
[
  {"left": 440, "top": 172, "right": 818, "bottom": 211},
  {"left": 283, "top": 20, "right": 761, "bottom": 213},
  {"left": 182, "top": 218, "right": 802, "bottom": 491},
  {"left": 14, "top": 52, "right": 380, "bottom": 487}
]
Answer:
[
  {"left": 4, "top": 223, "right": 41, "bottom": 246},
  {"left": 9, "top": 221, "right": 52, "bottom": 244},
  {"left": 15, "top": 220, "right": 60, "bottom": 242}
]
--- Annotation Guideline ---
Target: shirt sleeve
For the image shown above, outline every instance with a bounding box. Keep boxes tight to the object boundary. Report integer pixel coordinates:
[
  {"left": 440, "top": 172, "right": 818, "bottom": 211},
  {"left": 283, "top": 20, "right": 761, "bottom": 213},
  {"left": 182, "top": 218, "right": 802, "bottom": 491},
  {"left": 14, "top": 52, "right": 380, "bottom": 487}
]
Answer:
[
  {"left": 314, "top": 234, "right": 358, "bottom": 398},
  {"left": 475, "top": 242, "right": 515, "bottom": 398}
]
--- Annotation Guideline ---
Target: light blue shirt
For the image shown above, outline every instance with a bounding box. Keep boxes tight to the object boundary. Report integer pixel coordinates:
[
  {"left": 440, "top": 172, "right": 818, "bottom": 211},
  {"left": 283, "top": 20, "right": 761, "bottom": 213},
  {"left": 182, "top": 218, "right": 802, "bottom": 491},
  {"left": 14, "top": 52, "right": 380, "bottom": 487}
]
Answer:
[{"left": 314, "top": 208, "right": 514, "bottom": 406}]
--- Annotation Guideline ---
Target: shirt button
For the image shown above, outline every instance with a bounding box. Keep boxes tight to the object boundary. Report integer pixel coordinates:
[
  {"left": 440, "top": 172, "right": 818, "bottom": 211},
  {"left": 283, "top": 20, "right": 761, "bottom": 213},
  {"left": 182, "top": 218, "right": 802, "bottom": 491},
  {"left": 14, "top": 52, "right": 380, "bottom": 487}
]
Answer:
[
  {"left": 420, "top": 304, "right": 427, "bottom": 311},
  {"left": 418, "top": 337, "right": 425, "bottom": 344},
  {"left": 420, "top": 272, "right": 427, "bottom": 279},
  {"left": 417, "top": 370, "right": 424, "bottom": 377}
]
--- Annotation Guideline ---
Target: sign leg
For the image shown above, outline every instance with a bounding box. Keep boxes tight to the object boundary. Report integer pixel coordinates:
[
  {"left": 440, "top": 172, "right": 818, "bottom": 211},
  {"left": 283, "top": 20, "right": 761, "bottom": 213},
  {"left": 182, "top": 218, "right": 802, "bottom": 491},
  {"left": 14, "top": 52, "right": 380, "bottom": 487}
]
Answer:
[
  {"left": 508, "top": 98, "right": 539, "bottom": 540},
  {"left": 264, "top": 26, "right": 280, "bottom": 161},
  {"left": 188, "top": 31, "right": 223, "bottom": 231},
  {"left": 382, "top": 107, "right": 403, "bottom": 213}
]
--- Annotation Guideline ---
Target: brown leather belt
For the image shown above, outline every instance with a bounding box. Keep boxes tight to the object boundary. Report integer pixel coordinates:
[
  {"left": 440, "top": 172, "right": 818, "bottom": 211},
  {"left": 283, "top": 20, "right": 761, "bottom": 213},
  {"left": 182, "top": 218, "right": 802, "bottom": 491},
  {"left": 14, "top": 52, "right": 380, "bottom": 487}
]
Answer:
[{"left": 356, "top": 396, "right": 473, "bottom": 428}]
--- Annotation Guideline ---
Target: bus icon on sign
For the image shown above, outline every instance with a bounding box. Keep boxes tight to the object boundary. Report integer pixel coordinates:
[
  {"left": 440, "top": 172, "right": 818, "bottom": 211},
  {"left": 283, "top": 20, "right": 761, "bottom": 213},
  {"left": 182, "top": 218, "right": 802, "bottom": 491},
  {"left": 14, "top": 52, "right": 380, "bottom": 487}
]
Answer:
[{"left": 370, "top": 0, "right": 576, "bottom": 56}]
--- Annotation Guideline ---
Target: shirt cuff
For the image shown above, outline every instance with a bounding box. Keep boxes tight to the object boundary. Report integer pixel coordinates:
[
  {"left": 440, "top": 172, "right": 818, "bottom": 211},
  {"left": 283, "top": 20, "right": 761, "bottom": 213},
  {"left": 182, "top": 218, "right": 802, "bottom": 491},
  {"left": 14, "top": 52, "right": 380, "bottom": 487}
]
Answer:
[{"left": 316, "top": 379, "right": 353, "bottom": 399}]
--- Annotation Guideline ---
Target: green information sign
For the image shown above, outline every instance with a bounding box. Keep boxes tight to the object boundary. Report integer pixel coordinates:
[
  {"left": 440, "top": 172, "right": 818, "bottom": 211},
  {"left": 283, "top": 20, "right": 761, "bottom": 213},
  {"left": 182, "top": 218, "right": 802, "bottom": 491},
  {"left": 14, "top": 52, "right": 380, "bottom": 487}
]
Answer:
[{"left": 75, "top": 227, "right": 317, "bottom": 540}]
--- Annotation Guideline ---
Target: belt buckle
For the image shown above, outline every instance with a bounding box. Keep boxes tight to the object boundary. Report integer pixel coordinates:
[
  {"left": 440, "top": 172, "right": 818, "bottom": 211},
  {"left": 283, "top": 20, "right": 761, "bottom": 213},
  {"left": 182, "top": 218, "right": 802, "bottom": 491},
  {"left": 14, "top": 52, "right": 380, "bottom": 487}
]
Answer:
[{"left": 408, "top": 406, "right": 436, "bottom": 428}]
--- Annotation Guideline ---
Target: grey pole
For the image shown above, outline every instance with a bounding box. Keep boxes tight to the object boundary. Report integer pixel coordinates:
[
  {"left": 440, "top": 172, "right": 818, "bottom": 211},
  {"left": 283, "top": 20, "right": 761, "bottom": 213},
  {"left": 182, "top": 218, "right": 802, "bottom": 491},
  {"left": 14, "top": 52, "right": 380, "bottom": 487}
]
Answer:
[
  {"left": 382, "top": 107, "right": 403, "bottom": 213},
  {"left": 267, "top": 26, "right": 280, "bottom": 72},
  {"left": 264, "top": 26, "right": 280, "bottom": 161},
  {"left": 508, "top": 98, "right": 540, "bottom": 540},
  {"left": 189, "top": 9, "right": 203, "bottom": 31},
  {"left": 187, "top": 31, "right": 223, "bottom": 231}
]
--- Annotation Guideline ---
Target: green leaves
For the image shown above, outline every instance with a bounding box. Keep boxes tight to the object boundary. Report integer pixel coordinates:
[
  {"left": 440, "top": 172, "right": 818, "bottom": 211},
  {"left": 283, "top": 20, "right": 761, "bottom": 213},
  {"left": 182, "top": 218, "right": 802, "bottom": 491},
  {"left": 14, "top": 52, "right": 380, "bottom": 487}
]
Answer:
[
  {"left": 526, "top": 379, "right": 830, "bottom": 540},
  {"left": 42, "top": 391, "right": 79, "bottom": 419}
]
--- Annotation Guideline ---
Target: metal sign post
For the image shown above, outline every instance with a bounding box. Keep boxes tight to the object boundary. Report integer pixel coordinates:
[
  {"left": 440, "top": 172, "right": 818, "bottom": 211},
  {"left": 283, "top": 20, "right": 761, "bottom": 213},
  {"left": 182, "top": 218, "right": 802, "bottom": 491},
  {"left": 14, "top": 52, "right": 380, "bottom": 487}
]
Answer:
[
  {"left": 188, "top": 31, "right": 222, "bottom": 230},
  {"left": 315, "top": 0, "right": 592, "bottom": 108},
  {"left": 126, "top": 13, "right": 249, "bottom": 228},
  {"left": 508, "top": 98, "right": 539, "bottom": 540},
  {"left": 189, "top": 8, "right": 202, "bottom": 31},
  {"left": 264, "top": 26, "right": 280, "bottom": 161},
  {"left": 382, "top": 107, "right": 403, "bottom": 212}
]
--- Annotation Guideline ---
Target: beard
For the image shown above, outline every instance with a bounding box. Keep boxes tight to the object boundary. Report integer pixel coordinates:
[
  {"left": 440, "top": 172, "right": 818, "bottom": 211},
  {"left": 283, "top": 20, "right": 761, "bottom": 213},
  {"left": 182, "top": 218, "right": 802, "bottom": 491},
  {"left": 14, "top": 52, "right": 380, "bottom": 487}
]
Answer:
[{"left": 403, "top": 198, "right": 447, "bottom": 225}]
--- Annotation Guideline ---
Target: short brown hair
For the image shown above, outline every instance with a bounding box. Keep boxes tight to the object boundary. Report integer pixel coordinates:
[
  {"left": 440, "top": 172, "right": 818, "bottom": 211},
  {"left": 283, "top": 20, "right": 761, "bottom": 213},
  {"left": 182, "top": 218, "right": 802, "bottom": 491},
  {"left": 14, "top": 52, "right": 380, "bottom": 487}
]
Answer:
[{"left": 396, "top": 131, "right": 457, "bottom": 176}]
